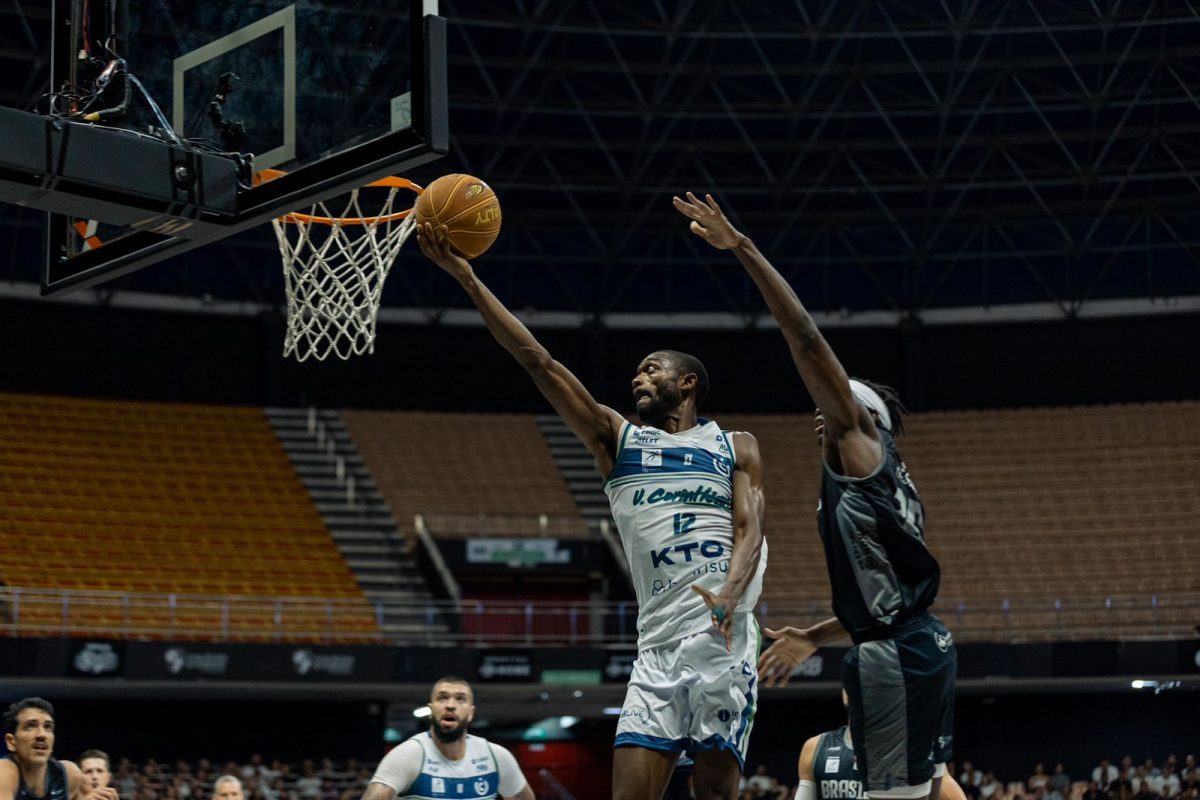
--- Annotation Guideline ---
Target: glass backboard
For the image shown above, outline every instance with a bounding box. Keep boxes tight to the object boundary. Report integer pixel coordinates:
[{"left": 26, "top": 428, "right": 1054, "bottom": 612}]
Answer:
[{"left": 42, "top": 0, "right": 446, "bottom": 295}]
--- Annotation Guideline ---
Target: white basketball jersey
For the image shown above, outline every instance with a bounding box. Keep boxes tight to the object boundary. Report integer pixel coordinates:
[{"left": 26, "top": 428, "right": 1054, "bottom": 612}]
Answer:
[
  {"left": 400, "top": 733, "right": 502, "bottom": 800},
  {"left": 603, "top": 419, "right": 767, "bottom": 649}
]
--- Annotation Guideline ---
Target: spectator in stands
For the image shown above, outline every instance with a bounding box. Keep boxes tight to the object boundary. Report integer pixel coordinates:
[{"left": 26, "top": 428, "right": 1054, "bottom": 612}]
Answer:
[
  {"left": 267, "top": 778, "right": 294, "bottom": 800},
  {"left": 319, "top": 781, "right": 337, "bottom": 800},
  {"left": 294, "top": 766, "right": 321, "bottom": 800},
  {"left": 1096, "top": 761, "right": 1121, "bottom": 791},
  {"left": 1162, "top": 768, "right": 1181, "bottom": 799},
  {"left": 360, "top": 676, "right": 534, "bottom": 800},
  {"left": 174, "top": 777, "right": 193, "bottom": 800},
  {"left": 0, "top": 698, "right": 120, "bottom": 800},
  {"left": 114, "top": 761, "right": 136, "bottom": 798},
  {"left": 421, "top": 204, "right": 768, "bottom": 800},
  {"left": 1145, "top": 762, "right": 1162, "bottom": 780},
  {"left": 1048, "top": 765, "right": 1071, "bottom": 795},
  {"left": 747, "top": 766, "right": 773, "bottom": 798},
  {"left": 1124, "top": 760, "right": 1138, "bottom": 783},
  {"left": 980, "top": 773, "right": 1001, "bottom": 800},
  {"left": 1134, "top": 775, "right": 1162, "bottom": 800},
  {"left": 213, "top": 777, "right": 244, "bottom": 800},
  {"left": 80, "top": 750, "right": 113, "bottom": 791},
  {"left": 961, "top": 761, "right": 984, "bottom": 799},
  {"left": 1029, "top": 765, "right": 1050, "bottom": 792},
  {"left": 1083, "top": 783, "right": 1106, "bottom": 800},
  {"left": 1181, "top": 764, "right": 1200, "bottom": 795}
]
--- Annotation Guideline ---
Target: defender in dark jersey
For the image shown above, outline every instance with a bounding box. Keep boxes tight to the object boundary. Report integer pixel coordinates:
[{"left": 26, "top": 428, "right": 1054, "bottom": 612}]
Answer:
[
  {"left": 799, "top": 713, "right": 965, "bottom": 800},
  {"left": 2, "top": 698, "right": 118, "bottom": 800},
  {"left": 674, "top": 193, "right": 956, "bottom": 800}
]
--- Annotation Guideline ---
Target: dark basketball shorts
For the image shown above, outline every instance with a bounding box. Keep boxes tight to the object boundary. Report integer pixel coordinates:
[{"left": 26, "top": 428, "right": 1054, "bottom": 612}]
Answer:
[{"left": 842, "top": 614, "right": 956, "bottom": 798}]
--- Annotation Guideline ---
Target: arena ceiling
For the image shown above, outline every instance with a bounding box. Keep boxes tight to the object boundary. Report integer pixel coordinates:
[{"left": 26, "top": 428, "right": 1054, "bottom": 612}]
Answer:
[{"left": 3, "top": 0, "right": 1200, "bottom": 325}]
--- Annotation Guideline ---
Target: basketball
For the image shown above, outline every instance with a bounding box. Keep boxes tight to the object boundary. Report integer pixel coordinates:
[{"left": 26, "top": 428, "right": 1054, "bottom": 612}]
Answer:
[{"left": 414, "top": 174, "right": 502, "bottom": 259}]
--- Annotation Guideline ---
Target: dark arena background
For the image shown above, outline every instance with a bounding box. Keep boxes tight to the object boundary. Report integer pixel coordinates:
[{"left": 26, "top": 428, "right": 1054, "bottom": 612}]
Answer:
[{"left": 1, "top": 3, "right": 1198, "bottom": 800}]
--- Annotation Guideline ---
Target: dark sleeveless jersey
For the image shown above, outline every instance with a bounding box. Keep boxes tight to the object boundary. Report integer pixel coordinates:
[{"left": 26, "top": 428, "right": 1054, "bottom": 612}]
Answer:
[
  {"left": 817, "top": 427, "right": 940, "bottom": 642},
  {"left": 5, "top": 755, "right": 69, "bottom": 800},
  {"left": 813, "top": 726, "right": 864, "bottom": 800}
]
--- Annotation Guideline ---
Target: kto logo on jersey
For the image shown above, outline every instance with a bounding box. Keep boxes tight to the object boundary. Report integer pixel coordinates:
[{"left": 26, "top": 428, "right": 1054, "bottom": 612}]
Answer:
[{"left": 649, "top": 540, "right": 725, "bottom": 568}]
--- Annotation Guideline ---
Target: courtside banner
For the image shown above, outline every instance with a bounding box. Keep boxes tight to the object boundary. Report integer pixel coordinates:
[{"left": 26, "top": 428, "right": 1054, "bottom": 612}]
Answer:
[{"left": 122, "top": 642, "right": 396, "bottom": 681}]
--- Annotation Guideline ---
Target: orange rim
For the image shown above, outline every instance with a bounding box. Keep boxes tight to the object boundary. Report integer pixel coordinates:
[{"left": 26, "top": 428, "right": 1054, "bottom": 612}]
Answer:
[{"left": 254, "top": 168, "right": 423, "bottom": 226}]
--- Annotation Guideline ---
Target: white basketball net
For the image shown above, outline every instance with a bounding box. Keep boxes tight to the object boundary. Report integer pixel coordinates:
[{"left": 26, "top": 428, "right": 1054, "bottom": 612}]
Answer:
[{"left": 271, "top": 186, "right": 417, "bottom": 362}]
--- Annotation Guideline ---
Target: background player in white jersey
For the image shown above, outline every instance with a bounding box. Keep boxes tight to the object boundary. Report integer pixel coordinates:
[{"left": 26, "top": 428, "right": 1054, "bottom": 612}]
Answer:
[
  {"left": 362, "top": 677, "right": 533, "bottom": 800},
  {"left": 417, "top": 226, "right": 768, "bottom": 800},
  {"left": 674, "top": 194, "right": 954, "bottom": 800}
]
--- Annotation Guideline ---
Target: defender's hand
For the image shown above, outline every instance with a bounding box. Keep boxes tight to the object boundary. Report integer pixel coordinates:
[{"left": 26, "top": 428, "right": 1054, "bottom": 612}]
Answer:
[
  {"left": 757, "top": 626, "right": 819, "bottom": 687},
  {"left": 692, "top": 584, "right": 736, "bottom": 652},
  {"left": 671, "top": 192, "right": 743, "bottom": 250},
  {"left": 417, "top": 222, "right": 474, "bottom": 281}
]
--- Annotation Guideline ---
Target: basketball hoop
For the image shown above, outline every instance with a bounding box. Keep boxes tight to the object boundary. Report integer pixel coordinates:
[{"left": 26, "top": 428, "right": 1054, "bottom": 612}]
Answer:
[{"left": 257, "top": 168, "right": 423, "bottom": 362}]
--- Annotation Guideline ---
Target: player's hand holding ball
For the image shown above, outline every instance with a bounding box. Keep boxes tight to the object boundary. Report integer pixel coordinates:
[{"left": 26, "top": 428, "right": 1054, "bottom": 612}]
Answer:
[
  {"left": 417, "top": 221, "right": 473, "bottom": 281},
  {"left": 672, "top": 191, "right": 745, "bottom": 250}
]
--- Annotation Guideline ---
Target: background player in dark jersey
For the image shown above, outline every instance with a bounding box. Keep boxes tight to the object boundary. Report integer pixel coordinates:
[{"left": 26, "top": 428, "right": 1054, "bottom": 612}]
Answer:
[
  {"left": 799, "top": 695, "right": 966, "bottom": 800},
  {"left": 674, "top": 193, "right": 956, "bottom": 800},
  {"left": 2, "top": 698, "right": 119, "bottom": 800}
]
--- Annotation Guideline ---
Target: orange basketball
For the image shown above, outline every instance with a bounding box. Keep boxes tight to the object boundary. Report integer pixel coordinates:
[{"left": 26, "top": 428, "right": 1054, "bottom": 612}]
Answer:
[{"left": 413, "top": 174, "right": 502, "bottom": 259}]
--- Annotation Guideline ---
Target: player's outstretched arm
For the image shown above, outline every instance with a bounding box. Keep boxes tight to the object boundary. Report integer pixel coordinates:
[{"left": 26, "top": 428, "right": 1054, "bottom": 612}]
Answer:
[
  {"left": 673, "top": 193, "right": 880, "bottom": 477},
  {"left": 757, "top": 616, "right": 847, "bottom": 688},
  {"left": 418, "top": 223, "right": 625, "bottom": 474},
  {"left": 692, "top": 431, "right": 765, "bottom": 651}
]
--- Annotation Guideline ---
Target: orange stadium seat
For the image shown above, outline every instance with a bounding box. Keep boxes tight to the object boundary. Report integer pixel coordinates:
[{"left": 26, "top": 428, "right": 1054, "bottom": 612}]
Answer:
[
  {"left": 0, "top": 392, "right": 380, "bottom": 642},
  {"left": 341, "top": 409, "right": 588, "bottom": 540}
]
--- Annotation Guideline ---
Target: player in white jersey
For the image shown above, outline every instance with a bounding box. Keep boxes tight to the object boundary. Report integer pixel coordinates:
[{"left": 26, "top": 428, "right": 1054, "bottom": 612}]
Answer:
[
  {"left": 418, "top": 226, "right": 768, "bottom": 800},
  {"left": 361, "top": 677, "right": 533, "bottom": 800}
]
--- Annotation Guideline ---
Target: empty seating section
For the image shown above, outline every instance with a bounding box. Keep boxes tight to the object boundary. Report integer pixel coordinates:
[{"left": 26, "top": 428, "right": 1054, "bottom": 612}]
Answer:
[
  {"left": 724, "top": 402, "right": 1200, "bottom": 640},
  {"left": 342, "top": 410, "right": 586, "bottom": 539},
  {"left": 0, "top": 392, "right": 378, "bottom": 641},
  {"left": 3, "top": 395, "right": 1195, "bottom": 643}
]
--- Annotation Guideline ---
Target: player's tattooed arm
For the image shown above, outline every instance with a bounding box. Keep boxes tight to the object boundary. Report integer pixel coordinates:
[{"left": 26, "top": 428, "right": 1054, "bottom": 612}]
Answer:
[
  {"left": 692, "top": 431, "right": 765, "bottom": 651},
  {"left": 672, "top": 192, "right": 880, "bottom": 470},
  {"left": 417, "top": 222, "right": 625, "bottom": 474}
]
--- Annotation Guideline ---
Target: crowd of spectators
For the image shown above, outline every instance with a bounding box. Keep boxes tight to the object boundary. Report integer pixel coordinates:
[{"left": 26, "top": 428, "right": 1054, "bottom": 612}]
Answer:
[
  {"left": 82, "top": 751, "right": 1200, "bottom": 800},
  {"left": 952, "top": 754, "right": 1199, "bottom": 800},
  {"left": 108, "top": 756, "right": 375, "bottom": 800}
]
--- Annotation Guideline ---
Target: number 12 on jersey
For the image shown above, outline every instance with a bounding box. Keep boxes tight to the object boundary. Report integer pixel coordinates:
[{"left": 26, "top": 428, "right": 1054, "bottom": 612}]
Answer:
[{"left": 673, "top": 512, "right": 696, "bottom": 535}]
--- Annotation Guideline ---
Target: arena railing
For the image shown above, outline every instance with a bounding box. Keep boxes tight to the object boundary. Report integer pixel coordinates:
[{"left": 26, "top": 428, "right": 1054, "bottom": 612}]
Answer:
[{"left": 1, "top": 587, "right": 1196, "bottom": 646}]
